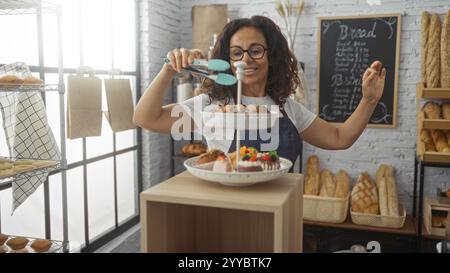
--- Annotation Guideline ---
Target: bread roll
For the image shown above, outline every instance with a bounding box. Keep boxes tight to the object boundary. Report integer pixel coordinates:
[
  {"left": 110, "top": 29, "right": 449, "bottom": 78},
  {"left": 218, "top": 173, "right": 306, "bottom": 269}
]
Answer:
[
  {"left": 319, "top": 169, "right": 335, "bottom": 197},
  {"left": 386, "top": 176, "right": 399, "bottom": 217},
  {"left": 423, "top": 102, "right": 441, "bottom": 119},
  {"left": 422, "top": 11, "right": 430, "bottom": 85},
  {"left": 442, "top": 103, "right": 450, "bottom": 120},
  {"left": 441, "top": 10, "right": 450, "bottom": 88},
  {"left": 334, "top": 169, "right": 350, "bottom": 198},
  {"left": 421, "top": 129, "right": 436, "bottom": 151},
  {"left": 351, "top": 172, "right": 379, "bottom": 214},
  {"left": 431, "top": 130, "right": 450, "bottom": 152},
  {"left": 0, "top": 75, "right": 24, "bottom": 84},
  {"left": 304, "top": 155, "right": 320, "bottom": 195},
  {"left": 426, "top": 14, "right": 441, "bottom": 88}
]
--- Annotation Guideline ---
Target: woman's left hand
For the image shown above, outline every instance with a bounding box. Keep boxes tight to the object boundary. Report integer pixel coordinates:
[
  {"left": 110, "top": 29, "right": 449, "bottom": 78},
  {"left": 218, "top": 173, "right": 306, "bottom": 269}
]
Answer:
[{"left": 361, "top": 61, "right": 386, "bottom": 105}]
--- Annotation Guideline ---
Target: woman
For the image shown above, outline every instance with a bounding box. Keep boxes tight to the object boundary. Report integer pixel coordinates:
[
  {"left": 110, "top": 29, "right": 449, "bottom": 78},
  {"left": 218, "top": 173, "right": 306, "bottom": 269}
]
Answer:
[{"left": 133, "top": 16, "right": 386, "bottom": 164}]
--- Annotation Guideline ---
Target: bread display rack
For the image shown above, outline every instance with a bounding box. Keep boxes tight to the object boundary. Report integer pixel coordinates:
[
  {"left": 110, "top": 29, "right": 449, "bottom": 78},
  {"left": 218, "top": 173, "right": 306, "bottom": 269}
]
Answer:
[
  {"left": 414, "top": 80, "right": 450, "bottom": 244},
  {"left": 0, "top": 0, "right": 70, "bottom": 252}
]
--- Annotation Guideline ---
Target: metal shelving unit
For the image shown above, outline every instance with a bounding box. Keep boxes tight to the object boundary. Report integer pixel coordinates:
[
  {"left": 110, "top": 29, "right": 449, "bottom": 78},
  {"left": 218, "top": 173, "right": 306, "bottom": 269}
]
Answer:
[{"left": 0, "top": 0, "right": 69, "bottom": 252}]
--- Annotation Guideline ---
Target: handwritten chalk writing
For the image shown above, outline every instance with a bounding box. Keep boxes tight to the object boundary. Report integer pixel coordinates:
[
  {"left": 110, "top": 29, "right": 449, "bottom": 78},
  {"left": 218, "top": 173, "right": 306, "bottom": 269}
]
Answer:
[{"left": 339, "top": 22, "right": 377, "bottom": 40}]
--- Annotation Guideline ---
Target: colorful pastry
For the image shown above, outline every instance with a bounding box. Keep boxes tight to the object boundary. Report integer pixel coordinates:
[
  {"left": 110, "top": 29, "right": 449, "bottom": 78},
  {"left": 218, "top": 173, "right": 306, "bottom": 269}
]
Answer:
[
  {"left": 212, "top": 154, "right": 233, "bottom": 173},
  {"left": 258, "top": 151, "right": 280, "bottom": 171},
  {"left": 237, "top": 146, "right": 262, "bottom": 172}
]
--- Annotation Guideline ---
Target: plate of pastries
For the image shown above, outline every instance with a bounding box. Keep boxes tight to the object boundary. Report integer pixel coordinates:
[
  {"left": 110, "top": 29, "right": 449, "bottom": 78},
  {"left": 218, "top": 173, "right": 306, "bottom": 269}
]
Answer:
[
  {"left": 201, "top": 104, "right": 280, "bottom": 130},
  {"left": 184, "top": 146, "right": 292, "bottom": 186},
  {"left": 0, "top": 233, "right": 63, "bottom": 253}
]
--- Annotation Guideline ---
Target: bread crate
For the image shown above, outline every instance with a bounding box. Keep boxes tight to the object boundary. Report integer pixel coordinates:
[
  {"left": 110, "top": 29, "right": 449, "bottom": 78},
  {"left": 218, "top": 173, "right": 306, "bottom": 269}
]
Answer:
[
  {"left": 303, "top": 193, "right": 349, "bottom": 223},
  {"left": 350, "top": 204, "right": 406, "bottom": 229},
  {"left": 423, "top": 197, "right": 450, "bottom": 237}
]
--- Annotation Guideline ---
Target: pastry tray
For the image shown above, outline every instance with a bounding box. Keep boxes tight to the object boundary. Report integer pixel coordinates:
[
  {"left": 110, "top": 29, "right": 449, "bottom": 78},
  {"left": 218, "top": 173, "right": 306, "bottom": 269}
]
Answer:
[
  {"left": 0, "top": 236, "right": 65, "bottom": 253},
  {"left": 184, "top": 156, "right": 292, "bottom": 186}
]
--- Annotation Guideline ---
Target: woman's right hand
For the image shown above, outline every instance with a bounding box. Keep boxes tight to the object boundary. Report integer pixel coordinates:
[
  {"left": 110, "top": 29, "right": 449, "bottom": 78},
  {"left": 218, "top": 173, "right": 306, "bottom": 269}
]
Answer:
[{"left": 165, "top": 48, "right": 204, "bottom": 73}]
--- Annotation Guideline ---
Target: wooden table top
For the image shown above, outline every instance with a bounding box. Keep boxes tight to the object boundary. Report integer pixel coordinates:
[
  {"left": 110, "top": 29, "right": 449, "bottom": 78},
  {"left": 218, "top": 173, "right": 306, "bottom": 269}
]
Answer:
[{"left": 141, "top": 171, "right": 304, "bottom": 212}]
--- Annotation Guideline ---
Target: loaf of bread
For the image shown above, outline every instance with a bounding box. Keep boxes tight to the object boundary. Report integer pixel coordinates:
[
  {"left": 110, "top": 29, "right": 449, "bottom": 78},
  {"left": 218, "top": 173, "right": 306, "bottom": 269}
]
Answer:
[
  {"left": 426, "top": 14, "right": 442, "bottom": 88},
  {"left": 422, "top": 11, "right": 430, "bottom": 85},
  {"left": 375, "top": 164, "right": 395, "bottom": 188},
  {"left": 441, "top": 10, "right": 450, "bottom": 88},
  {"left": 421, "top": 129, "right": 436, "bottom": 151},
  {"left": 431, "top": 130, "right": 450, "bottom": 152},
  {"left": 423, "top": 101, "right": 441, "bottom": 119},
  {"left": 442, "top": 103, "right": 450, "bottom": 120},
  {"left": 386, "top": 176, "right": 399, "bottom": 217},
  {"left": 378, "top": 177, "right": 389, "bottom": 216},
  {"left": 351, "top": 172, "right": 379, "bottom": 215},
  {"left": 319, "top": 169, "right": 335, "bottom": 197},
  {"left": 23, "top": 76, "right": 44, "bottom": 84},
  {"left": 334, "top": 169, "right": 350, "bottom": 198},
  {"left": 304, "top": 155, "right": 320, "bottom": 195},
  {"left": 182, "top": 142, "right": 207, "bottom": 157}
]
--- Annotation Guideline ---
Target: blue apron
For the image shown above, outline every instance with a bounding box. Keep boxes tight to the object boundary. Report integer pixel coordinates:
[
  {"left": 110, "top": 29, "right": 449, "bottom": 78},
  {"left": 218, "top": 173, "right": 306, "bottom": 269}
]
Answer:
[{"left": 228, "top": 108, "right": 302, "bottom": 172}]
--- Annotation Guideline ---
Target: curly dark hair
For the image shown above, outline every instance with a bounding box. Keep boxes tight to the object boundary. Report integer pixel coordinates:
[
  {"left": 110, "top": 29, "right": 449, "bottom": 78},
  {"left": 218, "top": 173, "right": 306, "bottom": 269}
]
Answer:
[{"left": 203, "top": 15, "right": 300, "bottom": 108}]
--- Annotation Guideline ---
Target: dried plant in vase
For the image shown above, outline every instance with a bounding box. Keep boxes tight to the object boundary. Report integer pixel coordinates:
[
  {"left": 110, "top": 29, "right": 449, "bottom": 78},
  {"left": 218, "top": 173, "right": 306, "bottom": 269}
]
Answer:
[
  {"left": 275, "top": 0, "right": 305, "bottom": 52},
  {"left": 275, "top": 0, "right": 308, "bottom": 106}
]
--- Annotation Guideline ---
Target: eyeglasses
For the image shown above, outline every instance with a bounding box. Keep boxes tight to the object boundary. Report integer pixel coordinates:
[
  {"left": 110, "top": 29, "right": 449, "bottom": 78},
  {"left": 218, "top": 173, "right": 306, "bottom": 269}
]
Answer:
[{"left": 229, "top": 44, "right": 268, "bottom": 61}]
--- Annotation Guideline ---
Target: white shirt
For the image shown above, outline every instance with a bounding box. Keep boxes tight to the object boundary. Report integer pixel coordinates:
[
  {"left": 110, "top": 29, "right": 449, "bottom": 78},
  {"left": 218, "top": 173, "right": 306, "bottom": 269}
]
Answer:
[{"left": 178, "top": 94, "right": 317, "bottom": 152}]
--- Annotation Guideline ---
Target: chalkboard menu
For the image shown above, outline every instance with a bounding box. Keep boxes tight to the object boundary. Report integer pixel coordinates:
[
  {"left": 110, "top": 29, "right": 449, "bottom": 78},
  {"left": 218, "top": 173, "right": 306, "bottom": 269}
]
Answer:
[{"left": 317, "top": 14, "right": 401, "bottom": 128}]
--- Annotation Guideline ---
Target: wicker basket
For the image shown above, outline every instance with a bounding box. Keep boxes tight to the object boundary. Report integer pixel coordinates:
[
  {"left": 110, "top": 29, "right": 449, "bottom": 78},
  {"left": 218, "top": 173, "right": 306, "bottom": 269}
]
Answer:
[
  {"left": 350, "top": 204, "right": 406, "bottom": 229},
  {"left": 303, "top": 194, "right": 349, "bottom": 223}
]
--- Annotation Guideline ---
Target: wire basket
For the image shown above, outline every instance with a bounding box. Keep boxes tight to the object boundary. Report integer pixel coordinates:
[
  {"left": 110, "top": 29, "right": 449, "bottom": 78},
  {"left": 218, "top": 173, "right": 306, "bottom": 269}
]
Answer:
[
  {"left": 303, "top": 193, "right": 349, "bottom": 223},
  {"left": 350, "top": 204, "right": 406, "bottom": 229}
]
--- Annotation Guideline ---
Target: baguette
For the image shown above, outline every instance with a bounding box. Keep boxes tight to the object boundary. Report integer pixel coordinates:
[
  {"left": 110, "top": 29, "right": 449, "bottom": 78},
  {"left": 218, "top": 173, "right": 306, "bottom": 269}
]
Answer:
[
  {"left": 319, "top": 169, "right": 335, "bottom": 197},
  {"left": 386, "top": 176, "right": 399, "bottom": 217},
  {"left": 378, "top": 177, "right": 389, "bottom": 216},
  {"left": 431, "top": 130, "right": 450, "bottom": 152},
  {"left": 426, "top": 14, "right": 441, "bottom": 88},
  {"left": 375, "top": 164, "right": 395, "bottom": 188},
  {"left": 334, "top": 169, "right": 350, "bottom": 198},
  {"left": 304, "top": 155, "right": 320, "bottom": 195},
  {"left": 422, "top": 11, "right": 430, "bottom": 85},
  {"left": 423, "top": 101, "right": 441, "bottom": 119},
  {"left": 441, "top": 10, "right": 450, "bottom": 88}
]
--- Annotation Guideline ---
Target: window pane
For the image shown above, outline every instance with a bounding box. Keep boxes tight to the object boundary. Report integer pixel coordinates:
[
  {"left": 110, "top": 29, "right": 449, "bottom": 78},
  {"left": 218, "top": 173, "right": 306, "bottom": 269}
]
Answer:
[
  {"left": 66, "top": 167, "right": 85, "bottom": 245},
  {"left": 117, "top": 151, "right": 137, "bottom": 223},
  {"left": 44, "top": 1, "right": 81, "bottom": 68},
  {"left": 0, "top": 186, "right": 45, "bottom": 238},
  {"left": 87, "top": 158, "right": 115, "bottom": 240},
  {"left": 0, "top": 14, "right": 38, "bottom": 66},
  {"left": 112, "top": 0, "right": 136, "bottom": 71},
  {"left": 80, "top": 0, "right": 112, "bottom": 71},
  {"left": 49, "top": 173, "right": 63, "bottom": 241}
]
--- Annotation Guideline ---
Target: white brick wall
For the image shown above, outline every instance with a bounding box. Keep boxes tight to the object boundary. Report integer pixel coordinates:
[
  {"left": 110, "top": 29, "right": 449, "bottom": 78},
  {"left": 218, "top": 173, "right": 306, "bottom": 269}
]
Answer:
[
  {"left": 142, "top": 0, "right": 450, "bottom": 213},
  {"left": 139, "top": 0, "right": 181, "bottom": 188}
]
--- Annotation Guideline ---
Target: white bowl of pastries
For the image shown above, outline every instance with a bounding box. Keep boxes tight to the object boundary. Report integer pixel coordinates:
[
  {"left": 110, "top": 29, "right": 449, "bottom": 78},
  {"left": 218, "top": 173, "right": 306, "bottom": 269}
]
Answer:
[
  {"left": 201, "top": 104, "right": 280, "bottom": 130},
  {"left": 184, "top": 147, "right": 292, "bottom": 186}
]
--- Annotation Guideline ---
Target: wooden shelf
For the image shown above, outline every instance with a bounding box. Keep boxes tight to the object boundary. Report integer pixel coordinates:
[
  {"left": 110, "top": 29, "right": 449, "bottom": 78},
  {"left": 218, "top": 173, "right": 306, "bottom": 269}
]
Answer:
[
  {"left": 304, "top": 215, "right": 417, "bottom": 236},
  {"left": 417, "top": 83, "right": 450, "bottom": 99},
  {"left": 422, "top": 119, "right": 450, "bottom": 130}
]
